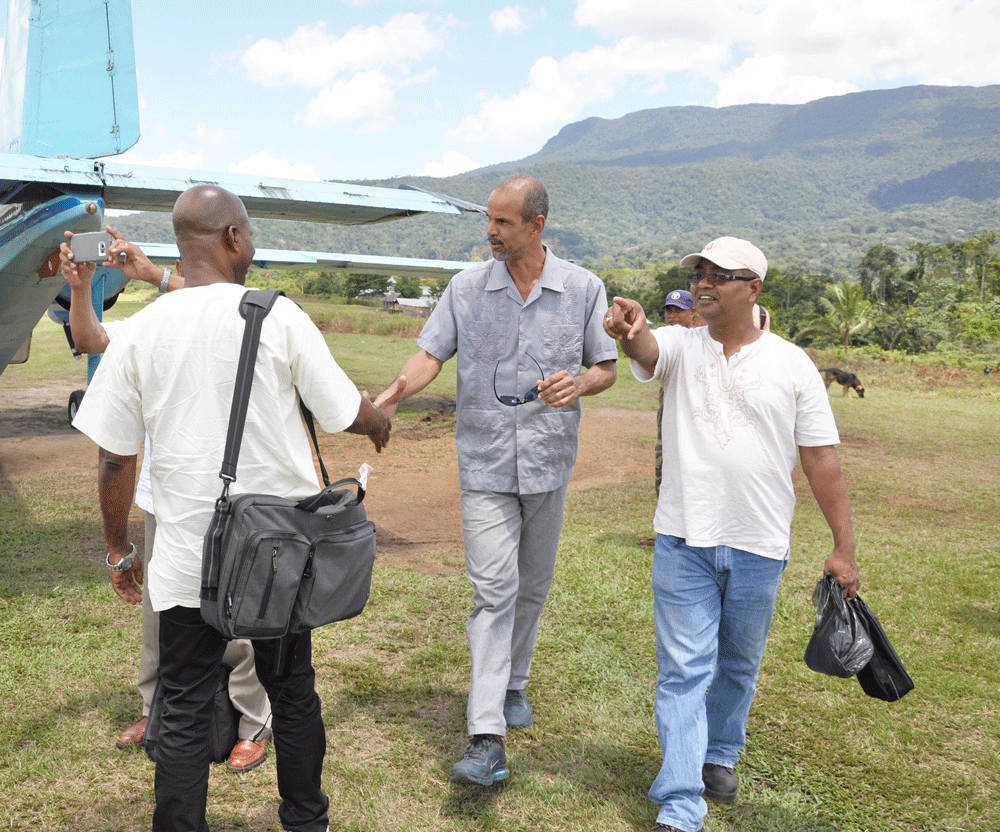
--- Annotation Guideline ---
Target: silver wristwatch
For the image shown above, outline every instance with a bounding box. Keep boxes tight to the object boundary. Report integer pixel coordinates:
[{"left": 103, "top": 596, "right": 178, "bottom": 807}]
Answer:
[{"left": 105, "top": 542, "right": 137, "bottom": 572}]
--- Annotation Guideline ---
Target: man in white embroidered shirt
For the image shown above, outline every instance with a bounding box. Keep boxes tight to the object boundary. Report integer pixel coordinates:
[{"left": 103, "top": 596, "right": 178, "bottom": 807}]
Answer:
[
  {"left": 73, "top": 184, "right": 391, "bottom": 832},
  {"left": 604, "top": 236, "right": 861, "bottom": 832}
]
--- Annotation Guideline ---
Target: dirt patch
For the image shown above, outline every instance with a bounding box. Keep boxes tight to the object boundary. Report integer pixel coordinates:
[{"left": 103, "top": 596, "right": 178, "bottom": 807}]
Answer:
[
  {"left": 0, "top": 386, "right": 92, "bottom": 478},
  {"left": 0, "top": 382, "right": 653, "bottom": 575}
]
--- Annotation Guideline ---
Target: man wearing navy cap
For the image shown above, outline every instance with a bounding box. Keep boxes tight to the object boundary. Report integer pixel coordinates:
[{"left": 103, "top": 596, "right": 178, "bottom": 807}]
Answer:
[{"left": 661, "top": 289, "right": 696, "bottom": 328}]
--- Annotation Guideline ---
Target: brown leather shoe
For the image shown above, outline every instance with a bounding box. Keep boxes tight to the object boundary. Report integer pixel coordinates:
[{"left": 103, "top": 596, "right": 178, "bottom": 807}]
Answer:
[
  {"left": 226, "top": 737, "right": 268, "bottom": 773},
  {"left": 115, "top": 716, "right": 148, "bottom": 749}
]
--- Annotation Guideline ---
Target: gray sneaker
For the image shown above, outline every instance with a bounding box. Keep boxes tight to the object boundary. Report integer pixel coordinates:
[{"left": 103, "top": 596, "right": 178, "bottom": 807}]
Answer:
[
  {"left": 503, "top": 689, "right": 534, "bottom": 729},
  {"left": 449, "top": 734, "right": 509, "bottom": 786},
  {"left": 702, "top": 763, "right": 738, "bottom": 803}
]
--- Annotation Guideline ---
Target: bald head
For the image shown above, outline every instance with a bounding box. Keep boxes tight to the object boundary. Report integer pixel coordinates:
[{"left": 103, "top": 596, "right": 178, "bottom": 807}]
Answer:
[
  {"left": 173, "top": 185, "right": 249, "bottom": 239},
  {"left": 171, "top": 185, "right": 255, "bottom": 286}
]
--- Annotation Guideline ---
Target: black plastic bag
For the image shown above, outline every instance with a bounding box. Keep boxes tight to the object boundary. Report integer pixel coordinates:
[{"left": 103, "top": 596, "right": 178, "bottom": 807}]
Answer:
[
  {"left": 804, "top": 575, "right": 874, "bottom": 677},
  {"left": 849, "top": 595, "right": 914, "bottom": 701}
]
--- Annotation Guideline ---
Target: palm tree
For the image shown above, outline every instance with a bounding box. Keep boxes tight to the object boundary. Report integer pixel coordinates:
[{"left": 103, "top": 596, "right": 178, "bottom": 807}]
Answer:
[
  {"left": 821, "top": 283, "right": 872, "bottom": 354},
  {"left": 797, "top": 283, "right": 872, "bottom": 355}
]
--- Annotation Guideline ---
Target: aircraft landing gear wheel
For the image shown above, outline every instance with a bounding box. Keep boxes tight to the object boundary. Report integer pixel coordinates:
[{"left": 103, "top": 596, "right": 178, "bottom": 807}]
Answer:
[{"left": 68, "top": 389, "right": 85, "bottom": 424}]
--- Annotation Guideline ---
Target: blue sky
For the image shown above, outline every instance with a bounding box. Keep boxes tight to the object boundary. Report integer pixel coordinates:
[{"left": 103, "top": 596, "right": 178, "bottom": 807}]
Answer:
[{"left": 3, "top": 1, "right": 1000, "bottom": 182}]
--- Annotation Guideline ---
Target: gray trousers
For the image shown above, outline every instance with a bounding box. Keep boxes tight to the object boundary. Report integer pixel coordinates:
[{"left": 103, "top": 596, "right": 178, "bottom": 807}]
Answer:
[
  {"left": 461, "top": 485, "right": 568, "bottom": 737},
  {"left": 140, "top": 512, "right": 272, "bottom": 740}
]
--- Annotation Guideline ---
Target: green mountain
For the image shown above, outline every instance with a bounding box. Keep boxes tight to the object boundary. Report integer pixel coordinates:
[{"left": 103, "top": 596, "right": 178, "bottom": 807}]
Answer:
[{"left": 114, "top": 84, "right": 1000, "bottom": 276}]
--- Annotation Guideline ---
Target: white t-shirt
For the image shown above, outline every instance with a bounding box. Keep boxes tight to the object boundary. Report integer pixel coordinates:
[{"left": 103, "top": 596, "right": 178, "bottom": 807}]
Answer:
[
  {"left": 632, "top": 326, "right": 839, "bottom": 560},
  {"left": 75, "top": 284, "right": 362, "bottom": 610},
  {"left": 101, "top": 321, "right": 153, "bottom": 515}
]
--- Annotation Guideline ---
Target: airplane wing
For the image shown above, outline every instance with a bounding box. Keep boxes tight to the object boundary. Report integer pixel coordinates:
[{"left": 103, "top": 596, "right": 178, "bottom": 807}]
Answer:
[
  {"left": 136, "top": 243, "right": 477, "bottom": 280},
  {"left": 0, "top": 163, "right": 482, "bottom": 377},
  {"left": 1, "top": 154, "right": 479, "bottom": 225}
]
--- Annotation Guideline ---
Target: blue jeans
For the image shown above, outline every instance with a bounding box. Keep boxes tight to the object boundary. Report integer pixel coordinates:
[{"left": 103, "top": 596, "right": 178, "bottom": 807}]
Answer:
[{"left": 649, "top": 535, "right": 786, "bottom": 832}]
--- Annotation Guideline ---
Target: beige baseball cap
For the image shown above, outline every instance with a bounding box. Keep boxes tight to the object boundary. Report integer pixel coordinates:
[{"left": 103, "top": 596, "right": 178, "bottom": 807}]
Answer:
[{"left": 680, "top": 236, "right": 767, "bottom": 281}]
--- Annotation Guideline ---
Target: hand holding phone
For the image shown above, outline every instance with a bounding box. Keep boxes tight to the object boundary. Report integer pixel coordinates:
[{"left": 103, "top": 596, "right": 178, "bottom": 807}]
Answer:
[{"left": 69, "top": 231, "right": 114, "bottom": 263}]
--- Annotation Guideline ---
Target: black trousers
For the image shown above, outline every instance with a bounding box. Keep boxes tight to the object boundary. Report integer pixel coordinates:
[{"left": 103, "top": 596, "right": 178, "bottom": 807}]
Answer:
[{"left": 152, "top": 606, "right": 329, "bottom": 832}]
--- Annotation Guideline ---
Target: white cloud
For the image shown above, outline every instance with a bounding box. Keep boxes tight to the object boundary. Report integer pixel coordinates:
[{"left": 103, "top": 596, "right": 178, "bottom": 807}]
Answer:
[
  {"left": 111, "top": 149, "right": 206, "bottom": 169},
  {"left": 574, "top": 0, "right": 747, "bottom": 37},
  {"left": 300, "top": 71, "right": 397, "bottom": 129},
  {"left": 195, "top": 122, "right": 239, "bottom": 147},
  {"left": 240, "top": 13, "right": 456, "bottom": 87},
  {"left": 228, "top": 152, "right": 320, "bottom": 180},
  {"left": 573, "top": 0, "right": 1000, "bottom": 93},
  {"left": 422, "top": 151, "right": 482, "bottom": 177},
  {"left": 455, "top": 40, "right": 719, "bottom": 146},
  {"left": 490, "top": 6, "right": 527, "bottom": 34},
  {"left": 716, "top": 56, "right": 858, "bottom": 107},
  {"left": 300, "top": 66, "right": 438, "bottom": 131},
  {"left": 455, "top": 0, "right": 1000, "bottom": 146},
  {"left": 240, "top": 13, "right": 454, "bottom": 134}
]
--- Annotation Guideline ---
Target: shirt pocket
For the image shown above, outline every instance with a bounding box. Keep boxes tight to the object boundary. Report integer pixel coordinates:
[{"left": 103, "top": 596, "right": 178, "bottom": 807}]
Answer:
[
  {"left": 463, "top": 321, "right": 506, "bottom": 363},
  {"left": 539, "top": 325, "right": 584, "bottom": 374}
]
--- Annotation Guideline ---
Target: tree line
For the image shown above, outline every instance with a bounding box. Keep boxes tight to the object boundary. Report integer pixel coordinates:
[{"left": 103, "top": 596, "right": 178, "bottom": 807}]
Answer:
[
  {"left": 598, "top": 231, "right": 1000, "bottom": 358},
  {"left": 262, "top": 229, "right": 1000, "bottom": 360}
]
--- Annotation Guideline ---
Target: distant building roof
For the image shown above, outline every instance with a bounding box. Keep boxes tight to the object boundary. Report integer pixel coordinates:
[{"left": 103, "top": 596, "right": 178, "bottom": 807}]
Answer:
[{"left": 397, "top": 296, "right": 432, "bottom": 308}]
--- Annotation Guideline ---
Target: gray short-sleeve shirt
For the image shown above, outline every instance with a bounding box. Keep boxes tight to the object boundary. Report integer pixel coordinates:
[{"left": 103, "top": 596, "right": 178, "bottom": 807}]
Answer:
[{"left": 417, "top": 249, "right": 618, "bottom": 494}]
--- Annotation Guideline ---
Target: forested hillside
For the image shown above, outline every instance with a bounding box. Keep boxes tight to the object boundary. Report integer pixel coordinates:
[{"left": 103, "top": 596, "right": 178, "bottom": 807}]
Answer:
[{"left": 113, "top": 83, "right": 1000, "bottom": 277}]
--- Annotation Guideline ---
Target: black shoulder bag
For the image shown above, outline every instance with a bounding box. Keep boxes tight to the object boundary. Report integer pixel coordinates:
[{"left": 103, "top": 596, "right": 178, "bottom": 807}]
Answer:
[{"left": 200, "top": 289, "right": 376, "bottom": 641}]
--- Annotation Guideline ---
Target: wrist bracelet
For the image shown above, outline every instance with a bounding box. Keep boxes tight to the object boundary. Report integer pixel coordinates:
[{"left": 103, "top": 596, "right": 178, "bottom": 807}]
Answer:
[{"left": 158, "top": 268, "right": 171, "bottom": 294}]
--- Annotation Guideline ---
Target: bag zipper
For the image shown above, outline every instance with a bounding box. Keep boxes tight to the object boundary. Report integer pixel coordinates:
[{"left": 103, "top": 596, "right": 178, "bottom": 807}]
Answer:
[{"left": 257, "top": 546, "right": 279, "bottom": 620}]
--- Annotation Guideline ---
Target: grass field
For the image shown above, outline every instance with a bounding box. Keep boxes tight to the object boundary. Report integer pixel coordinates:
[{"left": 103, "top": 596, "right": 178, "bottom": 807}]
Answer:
[{"left": 1, "top": 294, "right": 998, "bottom": 831}]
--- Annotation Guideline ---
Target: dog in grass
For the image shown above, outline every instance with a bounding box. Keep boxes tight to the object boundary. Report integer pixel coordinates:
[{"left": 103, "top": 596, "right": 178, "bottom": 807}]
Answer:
[{"left": 818, "top": 367, "right": 865, "bottom": 398}]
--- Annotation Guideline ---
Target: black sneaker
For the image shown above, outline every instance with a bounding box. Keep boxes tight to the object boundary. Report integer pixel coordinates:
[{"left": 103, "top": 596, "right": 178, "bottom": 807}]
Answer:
[
  {"left": 702, "top": 762, "right": 738, "bottom": 803},
  {"left": 449, "top": 734, "right": 509, "bottom": 786}
]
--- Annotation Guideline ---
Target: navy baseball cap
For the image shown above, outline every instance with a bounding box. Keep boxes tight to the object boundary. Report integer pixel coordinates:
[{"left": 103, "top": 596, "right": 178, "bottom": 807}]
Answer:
[{"left": 661, "top": 289, "right": 693, "bottom": 310}]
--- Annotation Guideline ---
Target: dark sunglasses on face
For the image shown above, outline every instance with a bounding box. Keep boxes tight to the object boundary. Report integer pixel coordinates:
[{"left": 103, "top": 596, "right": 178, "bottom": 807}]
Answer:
[{"left": 688, "top": 272, "right": 757, "bottom": 290}]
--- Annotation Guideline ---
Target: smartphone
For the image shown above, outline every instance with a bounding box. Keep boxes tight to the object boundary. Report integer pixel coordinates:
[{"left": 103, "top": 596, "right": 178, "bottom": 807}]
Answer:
[{"left": 70, "top": 231, "right": 114, "bottom": 263}]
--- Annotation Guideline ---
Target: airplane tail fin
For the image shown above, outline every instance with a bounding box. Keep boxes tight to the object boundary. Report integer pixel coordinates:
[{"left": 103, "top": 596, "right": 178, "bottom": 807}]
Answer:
[{"left": 0, "top": 0, "right": 140, "bottom": 157}]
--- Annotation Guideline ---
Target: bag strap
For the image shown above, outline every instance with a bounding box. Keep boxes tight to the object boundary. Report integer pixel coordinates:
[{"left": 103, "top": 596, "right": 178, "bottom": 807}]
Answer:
[
  {"left": 217, "top": 289, "right": 331, "bottom": 490},
  {"left": 202, "top": 290, "right": 281, "bottom": 605},
  {"left": 218, "top": 289, "right": 284, "bottom": 486},
  {"left": 299, "top": 400, "right": 330, "bottom": 488},
  {"left": 294, "top": 477, "right": 365, "bottom": 513}
]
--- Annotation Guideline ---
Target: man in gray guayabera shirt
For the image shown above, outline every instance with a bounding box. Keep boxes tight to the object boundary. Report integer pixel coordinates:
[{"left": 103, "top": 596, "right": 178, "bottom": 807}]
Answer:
[{"left": 376, "top": 175, "right": 618, "bottom": 786}]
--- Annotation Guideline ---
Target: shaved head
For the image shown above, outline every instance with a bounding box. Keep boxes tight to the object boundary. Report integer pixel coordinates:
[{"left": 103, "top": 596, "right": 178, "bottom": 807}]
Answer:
[
  {"left": 172, "top": 184, "right": 249, "bottom": 240},
  {"left": 171, "top": 185, "right": 254, "bottom": 286}
]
